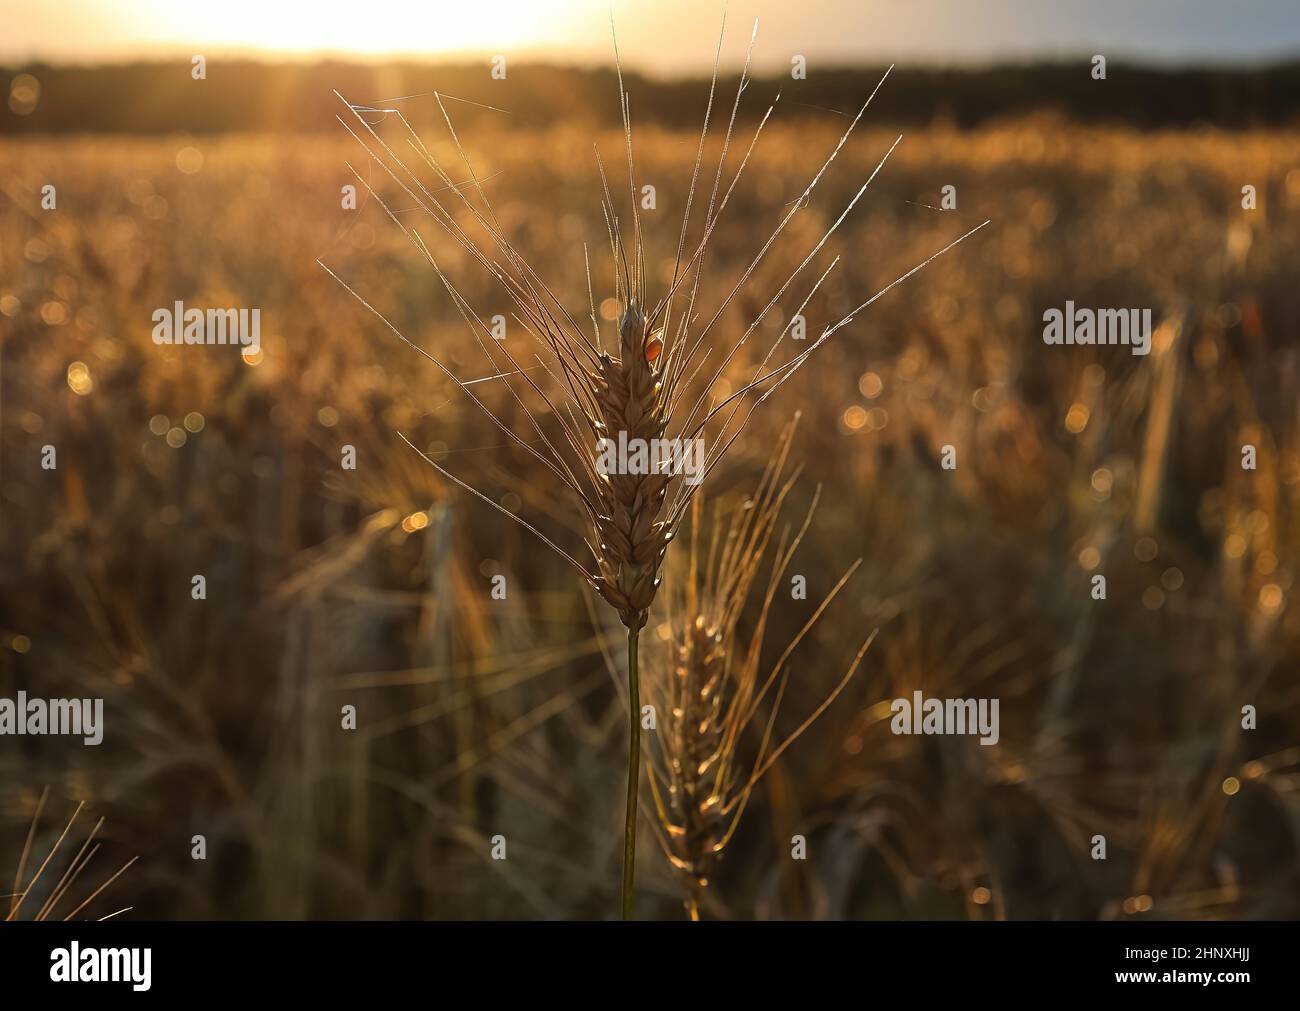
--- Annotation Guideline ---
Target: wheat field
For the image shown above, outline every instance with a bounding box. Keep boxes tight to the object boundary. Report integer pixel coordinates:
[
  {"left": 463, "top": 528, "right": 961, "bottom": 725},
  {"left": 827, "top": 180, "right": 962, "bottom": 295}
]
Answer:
[{"left": 2, "top": 116, "right": 1299, "bottom": 919}]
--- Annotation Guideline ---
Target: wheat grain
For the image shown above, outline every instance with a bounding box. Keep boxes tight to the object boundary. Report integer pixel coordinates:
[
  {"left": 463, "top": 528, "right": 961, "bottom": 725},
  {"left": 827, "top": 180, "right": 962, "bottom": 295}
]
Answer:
[{"left": 645, "top": 416, "right": 873, "bottom": 918}]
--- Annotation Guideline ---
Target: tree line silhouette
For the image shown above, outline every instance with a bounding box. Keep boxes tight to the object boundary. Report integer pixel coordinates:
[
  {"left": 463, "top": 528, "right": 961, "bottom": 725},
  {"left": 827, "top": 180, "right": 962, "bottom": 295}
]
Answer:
[{"left": 3, "top": 59, "right": 1299, "bottom": 134}]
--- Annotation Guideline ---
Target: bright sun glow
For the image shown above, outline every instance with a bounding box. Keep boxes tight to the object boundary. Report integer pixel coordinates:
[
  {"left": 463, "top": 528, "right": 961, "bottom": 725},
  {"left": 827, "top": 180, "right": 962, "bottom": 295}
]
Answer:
[{"left": 139, "top": 0, "right": 572, "bottom": 57}]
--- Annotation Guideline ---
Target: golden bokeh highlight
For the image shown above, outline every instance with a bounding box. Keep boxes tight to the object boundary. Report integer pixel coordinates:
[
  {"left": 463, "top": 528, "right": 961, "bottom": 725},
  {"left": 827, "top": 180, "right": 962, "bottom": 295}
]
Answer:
[
  {"left": 176, "top": 145, "right": 205, "bottom": 174},
  {"left": 8, "top": 73, "right": 39, "bottom": 115},
  {"left": 401, "top": 511, "right": 430, "bottom": 533},
  {"left": 66, "top": 361, "right": 93, "bottom": 395},
  {"left": 1259, "top": 584, "right": 1283, "bottom": 615}
]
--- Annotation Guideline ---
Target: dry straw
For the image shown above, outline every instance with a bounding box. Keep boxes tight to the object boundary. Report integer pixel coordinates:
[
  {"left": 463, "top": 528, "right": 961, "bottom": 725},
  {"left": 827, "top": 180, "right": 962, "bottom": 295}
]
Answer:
[
  {"left": 320, "top": 15, "right": 987, "bottom": 917},
  {"left": 4, "top": 788, "right": 135, "bottom": 922}
]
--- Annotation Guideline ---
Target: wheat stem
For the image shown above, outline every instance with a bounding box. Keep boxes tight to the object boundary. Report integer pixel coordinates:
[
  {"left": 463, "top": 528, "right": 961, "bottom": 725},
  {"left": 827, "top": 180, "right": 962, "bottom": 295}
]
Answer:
[{"left": 621, "top": 625, "right": 641, "bottom": 920}]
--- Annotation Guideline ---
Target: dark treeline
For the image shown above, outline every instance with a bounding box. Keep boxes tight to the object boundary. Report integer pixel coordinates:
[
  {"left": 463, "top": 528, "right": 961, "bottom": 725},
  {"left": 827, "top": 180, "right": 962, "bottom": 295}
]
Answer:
[{"left": 3, "top": 59, "right": 1300, "bottom": 134}]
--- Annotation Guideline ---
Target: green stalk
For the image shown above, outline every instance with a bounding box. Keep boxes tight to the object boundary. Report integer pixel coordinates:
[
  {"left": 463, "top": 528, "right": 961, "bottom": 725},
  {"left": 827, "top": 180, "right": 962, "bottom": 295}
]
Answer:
[{"left": 621, "top": 625, "right": 641, "bottom": 920}]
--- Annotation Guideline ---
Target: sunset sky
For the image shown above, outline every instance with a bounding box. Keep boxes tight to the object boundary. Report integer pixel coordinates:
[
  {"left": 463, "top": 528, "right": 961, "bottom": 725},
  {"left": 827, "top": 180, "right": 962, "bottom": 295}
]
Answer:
[{"left": 3, "top": 0, "right": 1299, "bottom": 72}]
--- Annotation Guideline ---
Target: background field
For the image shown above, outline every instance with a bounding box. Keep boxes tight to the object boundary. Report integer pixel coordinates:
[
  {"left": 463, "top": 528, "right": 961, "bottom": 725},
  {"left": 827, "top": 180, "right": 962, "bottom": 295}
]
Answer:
[{"left": 3, "top": 62, "right": 1300, "bottom": 919}]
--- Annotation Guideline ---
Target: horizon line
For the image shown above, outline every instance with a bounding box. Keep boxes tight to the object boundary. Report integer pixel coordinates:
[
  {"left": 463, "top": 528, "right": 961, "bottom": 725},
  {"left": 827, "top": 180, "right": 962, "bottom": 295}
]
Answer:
[{"left": 6, "top": 48, "right": 1300, "bottom": 76}]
